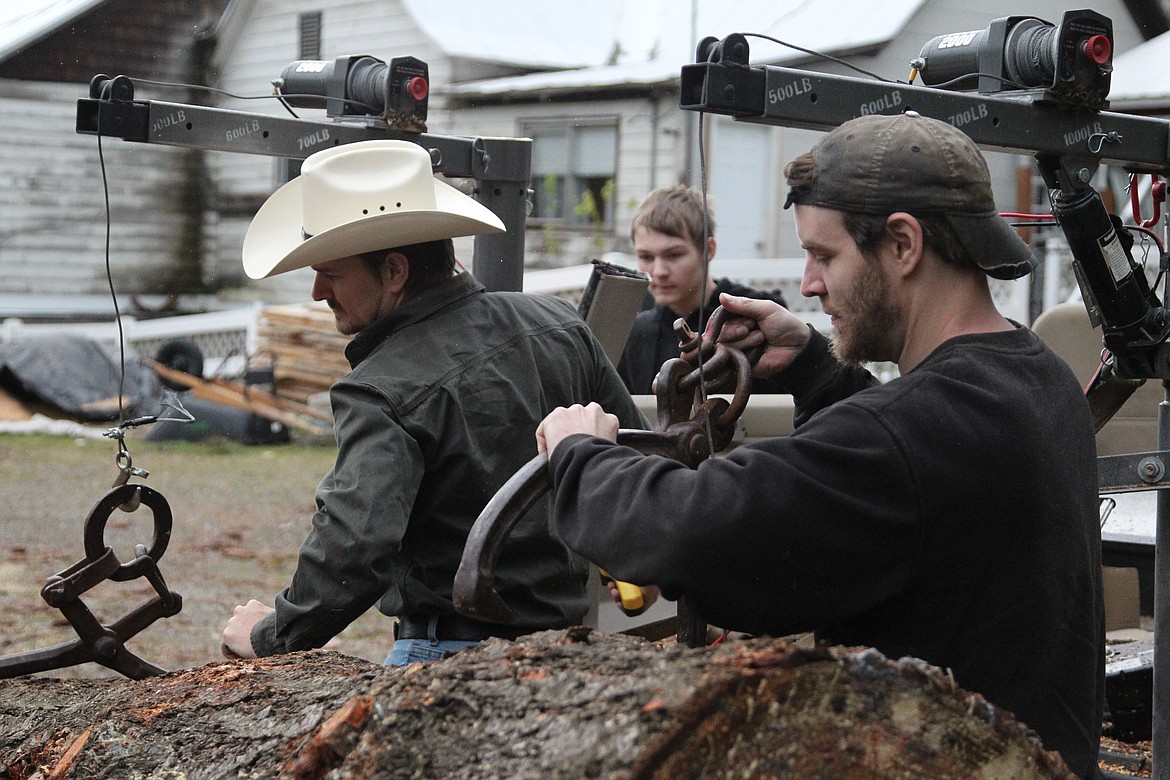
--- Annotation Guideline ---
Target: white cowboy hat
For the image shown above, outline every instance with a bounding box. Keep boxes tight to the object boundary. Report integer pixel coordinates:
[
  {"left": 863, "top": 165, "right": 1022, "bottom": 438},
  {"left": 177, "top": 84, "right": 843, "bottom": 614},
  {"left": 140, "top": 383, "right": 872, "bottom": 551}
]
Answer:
[{"left": 242, "top": 139, "right": 506, "bottom": 279}]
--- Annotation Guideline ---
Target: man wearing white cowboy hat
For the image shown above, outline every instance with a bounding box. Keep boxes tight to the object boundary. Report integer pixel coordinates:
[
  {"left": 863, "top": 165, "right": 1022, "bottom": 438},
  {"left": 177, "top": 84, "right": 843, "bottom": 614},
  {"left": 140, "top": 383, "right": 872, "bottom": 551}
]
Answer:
[{"left": 221, "top": 139, "right": 645, "bottom": 665}]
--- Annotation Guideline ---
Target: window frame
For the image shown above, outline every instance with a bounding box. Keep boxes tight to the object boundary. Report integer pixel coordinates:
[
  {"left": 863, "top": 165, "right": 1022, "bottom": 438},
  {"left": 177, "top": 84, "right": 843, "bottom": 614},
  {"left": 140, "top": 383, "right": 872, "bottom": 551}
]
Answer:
[
  {"left": 298, "top": 11, "right": 323, "bottom": 60},
  {"left": 522, "top": 117, "right": 619, "bottom": 231}
]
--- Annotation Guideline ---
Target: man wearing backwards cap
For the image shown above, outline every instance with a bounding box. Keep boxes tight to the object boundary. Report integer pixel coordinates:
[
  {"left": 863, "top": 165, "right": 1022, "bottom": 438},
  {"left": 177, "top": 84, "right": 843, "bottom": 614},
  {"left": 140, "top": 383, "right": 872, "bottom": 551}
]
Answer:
[
  {"left": 221, "top": 139, "right": 644, "bottom": 666},
  {"left": 534, "top": 112, "right": 1104, "bottom": 777}
]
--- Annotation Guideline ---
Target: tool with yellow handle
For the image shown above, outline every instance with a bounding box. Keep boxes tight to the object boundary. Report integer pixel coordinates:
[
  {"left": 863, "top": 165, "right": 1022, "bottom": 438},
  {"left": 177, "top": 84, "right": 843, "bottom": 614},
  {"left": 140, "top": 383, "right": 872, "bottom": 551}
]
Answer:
[{"left": 600, "top": 569, "right": 644, "bottom": 613}]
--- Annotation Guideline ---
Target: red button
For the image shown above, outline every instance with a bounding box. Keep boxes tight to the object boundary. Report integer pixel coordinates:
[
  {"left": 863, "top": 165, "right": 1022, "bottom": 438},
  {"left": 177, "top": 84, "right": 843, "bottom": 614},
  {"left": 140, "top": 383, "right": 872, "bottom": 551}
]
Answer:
[
  {"left": 406, "top": 77, "right": 429, "bottom": 100},
  {"left": 1082, "top": 35, "right": 1111, "bottom": 66}
]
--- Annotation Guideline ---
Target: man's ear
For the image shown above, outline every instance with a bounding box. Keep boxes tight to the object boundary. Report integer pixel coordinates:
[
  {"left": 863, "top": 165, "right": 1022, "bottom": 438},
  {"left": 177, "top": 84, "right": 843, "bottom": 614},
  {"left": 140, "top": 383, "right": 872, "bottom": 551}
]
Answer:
[
  {"left": 383, "top": 251, "right": 410, "bottom": 293},
  {"left": 883, "top": 213, "right": 923, "bottom": 278},
  {"left": 705, "top": 236, "right": 717, "bottom": 264}
]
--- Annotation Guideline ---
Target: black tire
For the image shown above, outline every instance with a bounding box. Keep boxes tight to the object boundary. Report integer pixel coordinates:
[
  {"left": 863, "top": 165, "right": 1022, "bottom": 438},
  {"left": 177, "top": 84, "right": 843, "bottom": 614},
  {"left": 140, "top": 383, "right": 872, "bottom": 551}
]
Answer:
[{"left": 154, "top": 338, "right": 204, "bottom": 390}]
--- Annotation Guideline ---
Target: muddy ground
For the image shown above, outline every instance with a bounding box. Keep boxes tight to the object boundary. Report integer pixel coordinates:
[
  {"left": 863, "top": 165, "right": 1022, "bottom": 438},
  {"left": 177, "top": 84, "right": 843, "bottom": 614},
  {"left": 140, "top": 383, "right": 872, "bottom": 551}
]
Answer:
[{"left": 0, "top": 433, "right": 391, "bottom": 679}]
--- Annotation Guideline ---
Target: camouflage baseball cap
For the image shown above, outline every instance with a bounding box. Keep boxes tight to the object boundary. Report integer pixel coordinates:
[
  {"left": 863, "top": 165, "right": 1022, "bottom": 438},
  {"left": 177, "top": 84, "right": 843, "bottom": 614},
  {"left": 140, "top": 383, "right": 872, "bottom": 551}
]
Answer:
[{"left": 785, "top": 111, "right": 1035, "bottom": 280}]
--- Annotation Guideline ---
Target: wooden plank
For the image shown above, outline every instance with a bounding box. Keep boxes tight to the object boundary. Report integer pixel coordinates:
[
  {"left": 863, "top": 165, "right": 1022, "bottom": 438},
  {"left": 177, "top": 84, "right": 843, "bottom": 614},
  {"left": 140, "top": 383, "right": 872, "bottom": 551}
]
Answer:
[
  {"left": 0, "top": 387, "right": 32, "bottom": 421},
  {"left": 256, "top": 304, "right": 352, "bottom": 403},
  {"left": 146, "top": 360, "right": 330, "bottom": 436}
]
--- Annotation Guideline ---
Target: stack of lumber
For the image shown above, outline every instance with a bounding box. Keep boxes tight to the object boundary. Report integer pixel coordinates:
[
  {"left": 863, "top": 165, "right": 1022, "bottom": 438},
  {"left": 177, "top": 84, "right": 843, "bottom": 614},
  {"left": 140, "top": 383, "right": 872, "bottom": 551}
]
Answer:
[
  {"left": 256, "top": 303, "right": 351, "bottom": 405},
  {"left": 147, "top": 360, "right": 332, "bottom": 436}
]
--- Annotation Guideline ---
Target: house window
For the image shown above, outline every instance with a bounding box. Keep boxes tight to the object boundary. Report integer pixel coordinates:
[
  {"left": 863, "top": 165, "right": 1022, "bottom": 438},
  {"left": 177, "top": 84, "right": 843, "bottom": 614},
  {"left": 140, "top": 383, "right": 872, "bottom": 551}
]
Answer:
[
  {"left": 527, "top": 122, "right": 617, "bottom": 229},
  {"left": 299, "top": 12, "right": 323, "bottom": 59}
]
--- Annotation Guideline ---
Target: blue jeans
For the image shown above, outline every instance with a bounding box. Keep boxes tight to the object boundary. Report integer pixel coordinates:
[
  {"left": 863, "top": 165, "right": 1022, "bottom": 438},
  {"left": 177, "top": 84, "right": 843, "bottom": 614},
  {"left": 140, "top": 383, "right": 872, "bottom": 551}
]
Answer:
[{"left": 384, "top": 638, "right": 480, "bottom": 666}]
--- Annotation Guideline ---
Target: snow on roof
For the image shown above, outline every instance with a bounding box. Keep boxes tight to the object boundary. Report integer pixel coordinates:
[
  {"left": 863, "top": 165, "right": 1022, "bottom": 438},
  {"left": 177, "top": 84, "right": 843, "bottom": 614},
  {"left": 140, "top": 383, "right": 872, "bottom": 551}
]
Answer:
[
  {"left": 1108, "top": 29, "right": 1170, "bottom": 108},
  {"left": 438, "top": 0, "right": 928, "bottom": 97},
  {"left": 402, "top": 0, "right": 623, "bottom": 69},
  {"left": 442, "top": 60, "right": 692, "bottom": 97},
  {"left": 0, "top": 0, "right": 105, "bottom": 62}
]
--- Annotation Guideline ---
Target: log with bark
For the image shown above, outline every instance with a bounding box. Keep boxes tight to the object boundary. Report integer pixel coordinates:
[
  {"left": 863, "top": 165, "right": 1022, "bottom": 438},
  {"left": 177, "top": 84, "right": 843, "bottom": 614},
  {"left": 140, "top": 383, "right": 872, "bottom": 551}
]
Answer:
[{"left": 0, "top": 629, "right": 1075, "bottom": 779}]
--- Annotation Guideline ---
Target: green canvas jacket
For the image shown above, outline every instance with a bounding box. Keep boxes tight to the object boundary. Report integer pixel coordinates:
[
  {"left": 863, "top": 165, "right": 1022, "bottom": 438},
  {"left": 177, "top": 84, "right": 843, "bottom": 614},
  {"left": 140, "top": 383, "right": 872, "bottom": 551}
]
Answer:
[{"left": 252, "top": 272, "right": 645, "bottom": 655}]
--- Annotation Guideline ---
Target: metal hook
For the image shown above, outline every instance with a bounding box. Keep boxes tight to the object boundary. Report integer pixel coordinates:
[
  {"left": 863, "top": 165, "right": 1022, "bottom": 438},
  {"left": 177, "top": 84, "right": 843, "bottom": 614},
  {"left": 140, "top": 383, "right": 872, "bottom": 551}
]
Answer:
[
  {"left": 0, "top": 482, "right": 182, "bottom": 680},
  {"left": 1087, "top": 131, "right": 1121, "bottom": 155},
  {"left": 454, "top": 306, "right": 755, "bottom": 638},
  {"left": 111, "top": 446, "right": 149, "bottom": 511},
  {"left": 1099, "top": 496, "right": 1116, "bottom": 529},
  {"left": 1128, "top": 172, "right": 1164, "bottom": 228}
]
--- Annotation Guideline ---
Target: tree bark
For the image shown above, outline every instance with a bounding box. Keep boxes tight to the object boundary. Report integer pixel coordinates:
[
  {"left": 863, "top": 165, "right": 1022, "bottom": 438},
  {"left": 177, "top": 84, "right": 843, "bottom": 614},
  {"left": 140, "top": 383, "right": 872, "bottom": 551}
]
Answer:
[{"left": 1, "top": 629, "right": 1074, "bottom": 779}]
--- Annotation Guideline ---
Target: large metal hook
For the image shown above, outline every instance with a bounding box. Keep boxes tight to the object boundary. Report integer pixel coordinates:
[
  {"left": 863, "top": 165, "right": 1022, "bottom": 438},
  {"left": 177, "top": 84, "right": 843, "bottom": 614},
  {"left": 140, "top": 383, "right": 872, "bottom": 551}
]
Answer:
[
  {"left": 453, "top": 306, "right": 754, "bottom": 630},
  {"left": 0, "top": 483, "right": 182, "bottom": 680}
]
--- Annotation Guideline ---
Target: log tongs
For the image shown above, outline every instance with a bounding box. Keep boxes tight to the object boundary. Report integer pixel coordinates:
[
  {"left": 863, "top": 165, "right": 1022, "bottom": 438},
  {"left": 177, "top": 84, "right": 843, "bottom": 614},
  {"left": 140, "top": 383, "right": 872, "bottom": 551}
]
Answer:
[
  {"left": 453, "top": 306, "right": 754, "bottom": 639},
  {"left": 0, "top": 481, "right": 182, "bottom": 679}
]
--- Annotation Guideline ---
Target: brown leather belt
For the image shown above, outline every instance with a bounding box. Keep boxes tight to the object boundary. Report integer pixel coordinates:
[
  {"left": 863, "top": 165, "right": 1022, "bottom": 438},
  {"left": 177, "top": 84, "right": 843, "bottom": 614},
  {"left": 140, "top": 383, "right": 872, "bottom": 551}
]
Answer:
[{"left": 395, "top": 613, "right": 528, "bottom": 642}]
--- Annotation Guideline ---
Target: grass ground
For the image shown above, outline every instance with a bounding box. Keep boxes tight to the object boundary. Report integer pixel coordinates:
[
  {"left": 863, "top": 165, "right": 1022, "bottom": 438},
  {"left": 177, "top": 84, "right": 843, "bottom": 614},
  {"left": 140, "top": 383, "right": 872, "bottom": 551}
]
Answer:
[{"left": 0, "top": 433, "right": 391, "bottom": 679}]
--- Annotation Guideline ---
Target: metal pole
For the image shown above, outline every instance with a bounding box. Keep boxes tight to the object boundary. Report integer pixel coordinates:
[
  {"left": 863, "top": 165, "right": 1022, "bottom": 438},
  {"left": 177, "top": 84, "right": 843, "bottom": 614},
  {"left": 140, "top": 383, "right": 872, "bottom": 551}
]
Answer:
[
  {"left": 472, "top": 179, "right": 528, "bottom": 293},
  {"left": 466, "top": 136, "right": 532, "bottom": 293},
  {"left": 1155, "top": 386, "right": 1170, "bottom": 780},
  {"left": 682, "top": 0, "right": 698, "bottom": 186}
]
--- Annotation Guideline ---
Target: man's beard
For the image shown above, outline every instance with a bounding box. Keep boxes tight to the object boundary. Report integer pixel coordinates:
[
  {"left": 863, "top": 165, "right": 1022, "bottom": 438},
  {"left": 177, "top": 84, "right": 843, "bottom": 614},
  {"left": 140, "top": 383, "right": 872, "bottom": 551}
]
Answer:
[
  {"left": 828, "top": 259, "right": 901, "bottom": 365},
  {"left": 328, "top": 302, "right": 365, "bottom": 336}
]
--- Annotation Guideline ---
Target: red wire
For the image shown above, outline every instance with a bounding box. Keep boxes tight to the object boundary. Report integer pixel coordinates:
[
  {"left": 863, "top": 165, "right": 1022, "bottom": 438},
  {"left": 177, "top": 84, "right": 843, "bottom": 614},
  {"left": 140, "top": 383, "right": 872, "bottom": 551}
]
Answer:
[{"left": 1002, "top": 212, "right": 1164, "bottom": 252}]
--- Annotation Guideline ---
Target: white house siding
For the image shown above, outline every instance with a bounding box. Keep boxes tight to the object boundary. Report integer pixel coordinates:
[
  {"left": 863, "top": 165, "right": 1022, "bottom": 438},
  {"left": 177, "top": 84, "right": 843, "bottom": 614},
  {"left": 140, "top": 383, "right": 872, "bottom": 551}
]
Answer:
[
  {"left": 432, "top": 2, "right": 1150, "bottom": 284},
  {"left": 440, "top": 94, "right": 683, "bottom": 271},
  {"left": 0, "top": 79, "right": 210, "bottom": 309},
  {"left": 203, "top": 0, "right": 1153, "bottom": 309},
  {"left": 0, "top": 0, "right": 1154, "bottom": 321}
]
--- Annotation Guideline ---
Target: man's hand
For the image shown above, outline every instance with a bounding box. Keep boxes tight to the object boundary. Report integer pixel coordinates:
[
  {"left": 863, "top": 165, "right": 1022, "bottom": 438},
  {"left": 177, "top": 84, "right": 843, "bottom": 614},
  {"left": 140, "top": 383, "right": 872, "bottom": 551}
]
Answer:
[
  {"left": 606, "top": 579, "right": 660, "bottom": 616},
  {"left": 709, "top": 293, "right": 811, "bottom": 378},
  {"left": 221, "top": 599, "right": 273, "bottom": 659},
  {"left": 536, "top": 403, "right": 619, "bottom": 455}
]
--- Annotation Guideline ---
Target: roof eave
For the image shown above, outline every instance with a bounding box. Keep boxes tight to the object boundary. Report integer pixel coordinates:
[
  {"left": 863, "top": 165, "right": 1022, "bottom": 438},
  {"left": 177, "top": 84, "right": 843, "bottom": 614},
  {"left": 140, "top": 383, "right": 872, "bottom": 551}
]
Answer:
[
  {"left": 446, "top": 79, "right": 676, "bottom": 106},
  {"left": 0, "top": 0, "right": 107, "bottom": 64}
]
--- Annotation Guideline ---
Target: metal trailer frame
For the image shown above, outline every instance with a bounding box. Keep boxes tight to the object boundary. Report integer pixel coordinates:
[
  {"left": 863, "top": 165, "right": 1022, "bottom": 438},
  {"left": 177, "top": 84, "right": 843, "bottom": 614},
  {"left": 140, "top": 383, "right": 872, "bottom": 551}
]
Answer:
[{"left": 75, "top": 74, "right": 533, "bottom": 294}]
